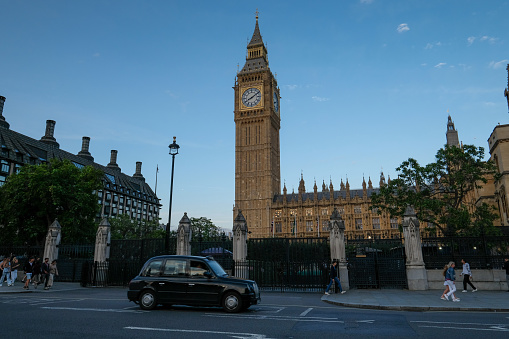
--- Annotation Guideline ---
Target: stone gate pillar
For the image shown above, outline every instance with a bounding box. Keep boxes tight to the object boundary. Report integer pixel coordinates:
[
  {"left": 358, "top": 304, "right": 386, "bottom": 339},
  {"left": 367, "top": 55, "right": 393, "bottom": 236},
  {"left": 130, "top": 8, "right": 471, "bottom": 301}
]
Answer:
[
  {"left": 402, "top": 206, "right": 429, "bottom": 290},
  {"left": 43, "top": 219, "right": 61, "bottom": 261},
  {"left": 329, "top": 208, "right": 349, "bottom": 290},
  {"left": 176, "top": 212, "right": 192, "bottom": 256},
  {"left": 94, "top": 218, "right": 111, "bottom": 263},
  {"left": 232, "top": 210, "right": 248, "bottom": 278}
]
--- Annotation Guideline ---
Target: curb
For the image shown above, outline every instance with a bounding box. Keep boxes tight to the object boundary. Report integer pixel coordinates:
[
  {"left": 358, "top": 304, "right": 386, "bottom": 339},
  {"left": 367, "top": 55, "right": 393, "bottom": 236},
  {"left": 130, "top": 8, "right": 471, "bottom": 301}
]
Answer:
[{"left": 322, "top": 299, "right": 509, "bottom": 312}]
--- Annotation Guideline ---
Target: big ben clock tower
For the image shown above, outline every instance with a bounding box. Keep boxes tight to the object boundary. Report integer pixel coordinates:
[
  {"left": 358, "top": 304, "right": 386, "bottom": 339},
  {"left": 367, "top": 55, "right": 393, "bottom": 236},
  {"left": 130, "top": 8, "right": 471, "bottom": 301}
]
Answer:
[{"left": 234, "top": 13, "right": 281, "bottom": 237}]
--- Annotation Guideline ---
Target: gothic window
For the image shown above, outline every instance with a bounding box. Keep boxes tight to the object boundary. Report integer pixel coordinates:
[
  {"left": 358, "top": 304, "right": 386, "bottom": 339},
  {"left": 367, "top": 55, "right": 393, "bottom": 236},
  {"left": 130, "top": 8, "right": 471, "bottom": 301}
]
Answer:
[
  {"left": 321, "top": 209, "right": 328, "bottom": 216},
  {"left": 290, "top": 209, "right": 297, "bottom": 217},
  {"left": 371, "top": 207, "right": 378, "bottom": 214},
  {"left": 339, "top": 207, "right": 345, "bottom": 214},
  {"left": 355, "top": 218, "right": 363, "bottom": 230},
  {"left": 306, "top": 221, "right": 314, "bottom": 232},
  {"left": 306, "top": 208, "right": 313, "bottom": 216},
  {"left": 322, "top": 220, "right": 329, "bottom": 232},
  {"left": 354, "top": 206, "right": 362, "bottom": 214},
  {"left": 372, "top": 218, "right": 380, "bottom": 229},
  {"left": 390, "top": 218, "right": 398, "bottom": 229},
  {"left": 274, "top": 210, "right": 282, "bottom": 218}
]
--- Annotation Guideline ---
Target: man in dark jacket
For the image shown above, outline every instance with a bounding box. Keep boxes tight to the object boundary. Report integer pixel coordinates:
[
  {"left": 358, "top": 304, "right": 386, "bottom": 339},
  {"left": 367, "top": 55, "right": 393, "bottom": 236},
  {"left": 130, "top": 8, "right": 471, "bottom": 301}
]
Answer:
[
  {"left": 42, "top": 258, "right": 50, "bottom": 288},
  {"left": 324, "top": 261, "right": 346, "bottom": 295}
]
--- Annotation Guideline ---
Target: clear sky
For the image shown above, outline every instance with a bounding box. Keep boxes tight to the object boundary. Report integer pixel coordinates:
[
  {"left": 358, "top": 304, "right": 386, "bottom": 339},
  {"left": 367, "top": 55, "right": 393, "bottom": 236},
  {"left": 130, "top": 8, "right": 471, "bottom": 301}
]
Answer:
[{"left": 1, "top": 1, "right": 508, "bottom": 232}]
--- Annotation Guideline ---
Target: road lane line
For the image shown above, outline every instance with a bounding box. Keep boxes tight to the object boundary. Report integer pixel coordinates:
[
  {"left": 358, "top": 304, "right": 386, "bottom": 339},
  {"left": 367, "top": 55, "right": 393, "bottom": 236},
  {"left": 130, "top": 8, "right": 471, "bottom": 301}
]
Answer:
[
  {"left": 411, "top": 321, "right": 509, "bottom": 326},
  {"left": 125, "top": 326, "right": 274, "bottom": 338},
  {"left": 300, "top": 308, "right": 313, "bottom": 317},
  {"left": 418, "top": 325, "right": 509, "bottom": 332},
  {"left": 41, "top": 306, "right": 145, "bottom": 313},
  {"left": 203, "top": 314, "right": 344, "bottom": 323}
]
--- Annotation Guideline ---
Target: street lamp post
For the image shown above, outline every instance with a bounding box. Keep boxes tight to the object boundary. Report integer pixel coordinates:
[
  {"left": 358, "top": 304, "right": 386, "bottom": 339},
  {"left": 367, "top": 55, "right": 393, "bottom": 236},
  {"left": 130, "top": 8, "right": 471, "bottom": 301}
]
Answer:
[{"left": 166, "top": 136, "right": 180, "bottom": 253}]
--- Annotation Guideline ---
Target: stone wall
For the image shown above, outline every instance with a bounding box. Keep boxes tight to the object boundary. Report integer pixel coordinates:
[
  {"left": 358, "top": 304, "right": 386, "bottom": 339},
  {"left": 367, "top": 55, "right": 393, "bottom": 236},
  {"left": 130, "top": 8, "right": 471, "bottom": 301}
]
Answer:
[{"left": 427, "top": 269, "right": 508, "bottom": 290}]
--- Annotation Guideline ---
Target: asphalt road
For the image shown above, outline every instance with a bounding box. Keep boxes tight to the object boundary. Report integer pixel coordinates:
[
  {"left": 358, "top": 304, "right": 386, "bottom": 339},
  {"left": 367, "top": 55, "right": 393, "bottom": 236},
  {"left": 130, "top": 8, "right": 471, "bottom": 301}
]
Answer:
[{"left": 1, "top": 288, "right": 509, "bottom": 338}]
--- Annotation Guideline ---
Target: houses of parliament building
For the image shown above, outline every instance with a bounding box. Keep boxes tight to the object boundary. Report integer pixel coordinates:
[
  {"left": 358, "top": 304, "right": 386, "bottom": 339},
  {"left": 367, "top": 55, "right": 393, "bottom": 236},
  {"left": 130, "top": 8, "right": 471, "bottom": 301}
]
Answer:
[{"left": 234, "top": 15, "right": 509, "bottom": 239}]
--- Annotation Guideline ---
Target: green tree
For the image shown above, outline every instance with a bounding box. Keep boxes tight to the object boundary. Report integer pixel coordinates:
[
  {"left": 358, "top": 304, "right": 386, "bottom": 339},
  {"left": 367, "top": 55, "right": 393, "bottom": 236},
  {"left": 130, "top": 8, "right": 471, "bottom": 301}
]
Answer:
[
  {"left": 109, "top": 213, "right": 164, "bottom": 240},
  {"left": 190, "top": 217, "right": 221, "bottom": 241},
  {"left": 0, "top": 159, "right": 103, "bottom": 245},
  {"left": 371, "top": 144, "right": 500, "bottom": 236}
]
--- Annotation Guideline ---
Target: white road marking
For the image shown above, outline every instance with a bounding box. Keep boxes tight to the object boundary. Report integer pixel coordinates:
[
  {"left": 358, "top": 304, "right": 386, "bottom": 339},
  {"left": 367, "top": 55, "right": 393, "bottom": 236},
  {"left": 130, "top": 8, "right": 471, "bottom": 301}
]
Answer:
[
  {"left": 41, "top": 306, "right": 145, "bottom": 313},
  {"left": 125, "top": 326, "right": 274, "bottom": 339},
  {"left": 300, "top": 308, "right": 313, "bottom": 316},
  {"left": 411, "top": 320, "right": 509, "bottom": 332},
  {"left": 204, "top": 313, "right": 344, "bottom": 323},
  {"left": 356, "top": 320, "right": 375, "bottom": 324}
]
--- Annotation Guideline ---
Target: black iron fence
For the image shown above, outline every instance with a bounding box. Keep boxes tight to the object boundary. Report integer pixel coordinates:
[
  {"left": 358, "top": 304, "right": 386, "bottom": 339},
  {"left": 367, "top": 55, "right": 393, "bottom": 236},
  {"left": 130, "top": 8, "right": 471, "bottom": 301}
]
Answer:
[
  {"left": 247, "top": 237, "right": 330, "bottom": 262},
  {"left": 191, "top": 236, "right": 233, "bottom": 271},
  {"left": 81, "top": 260, "right": 142, "bottom": 287},
  {"left": 422, "top": 235, "right": 509, "bottom": 269},
  {"left": 346, "top": 238, "right": 407, "bottom": 289},
  {"left": 57, "top": 243, "right": 94, "bottom": 282}
]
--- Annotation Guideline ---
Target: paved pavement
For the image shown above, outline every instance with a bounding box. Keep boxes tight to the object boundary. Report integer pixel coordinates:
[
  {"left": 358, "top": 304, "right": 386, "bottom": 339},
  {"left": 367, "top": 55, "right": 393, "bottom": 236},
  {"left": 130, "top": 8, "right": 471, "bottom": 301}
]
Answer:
[
  {"left": 2, "top": 281, "right": 508, "bottom": 312},
  {"left": 322, "top": 288, "right": 509, "bottom": 312}
]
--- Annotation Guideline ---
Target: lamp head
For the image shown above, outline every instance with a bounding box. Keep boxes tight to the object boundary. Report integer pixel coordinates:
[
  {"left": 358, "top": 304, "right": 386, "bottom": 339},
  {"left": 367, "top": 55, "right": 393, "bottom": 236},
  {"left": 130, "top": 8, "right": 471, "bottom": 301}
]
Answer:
[{"left": 169, "top": 136, "right": 180, "bottom": 156}]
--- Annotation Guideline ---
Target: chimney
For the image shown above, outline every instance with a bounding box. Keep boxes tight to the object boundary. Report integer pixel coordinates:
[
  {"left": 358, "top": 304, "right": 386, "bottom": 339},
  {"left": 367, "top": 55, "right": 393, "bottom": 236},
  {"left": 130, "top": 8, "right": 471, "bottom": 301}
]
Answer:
[
  {"left": 133, "top": 161, "right": 145, "bottom": 181},
  {"left": 107, "top": 150, "right": 120, "bottom": 171},
  {"left": 40, "top": 120, "right": 59, "bottom": 148},
  {"left": 77, "top": 136, "right": 94, "bottom": 162},
  {"left": 0, "top": 96, "right": 10, "bottom": 129}
]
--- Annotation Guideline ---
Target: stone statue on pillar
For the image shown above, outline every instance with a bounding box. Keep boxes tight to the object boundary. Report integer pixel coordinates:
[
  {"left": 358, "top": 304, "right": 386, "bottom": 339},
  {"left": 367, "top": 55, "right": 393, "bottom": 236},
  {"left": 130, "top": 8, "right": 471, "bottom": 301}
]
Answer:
[
  {"left": 329, "top": 208, "right": 349, "bottom": 290},
  {"left": 232, "top": 210, "right": 248, "bottom": 278},
  {"left": 176, "top": 212, "right": 192, "bottom": 256},
  {"left": 94, "top": 218, "right": 111, "bottom": 263},
  {"left": 43, "top": 219, "right": 61, "bottom": 262},
  {"left": 402, "top": 206, "right": 429, "bottom": 290}
]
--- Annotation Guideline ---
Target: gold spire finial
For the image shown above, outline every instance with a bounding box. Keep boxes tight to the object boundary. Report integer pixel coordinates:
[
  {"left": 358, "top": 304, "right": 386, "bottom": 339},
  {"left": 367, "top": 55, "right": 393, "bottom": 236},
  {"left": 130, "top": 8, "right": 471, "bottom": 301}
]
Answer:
[{"left": 255, "top": 8, "right": 259, "bottom": 21}]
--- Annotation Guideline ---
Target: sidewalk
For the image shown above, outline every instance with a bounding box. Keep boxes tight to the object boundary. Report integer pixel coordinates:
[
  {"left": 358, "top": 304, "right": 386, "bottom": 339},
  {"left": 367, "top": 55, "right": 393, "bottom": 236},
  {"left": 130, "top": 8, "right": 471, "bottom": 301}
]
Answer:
[
  {"left": 0, "top": 282, "right": 86, "bottom": 294},
  {"left": 322, "top": 289, "right": 509, "bottom": 312}
]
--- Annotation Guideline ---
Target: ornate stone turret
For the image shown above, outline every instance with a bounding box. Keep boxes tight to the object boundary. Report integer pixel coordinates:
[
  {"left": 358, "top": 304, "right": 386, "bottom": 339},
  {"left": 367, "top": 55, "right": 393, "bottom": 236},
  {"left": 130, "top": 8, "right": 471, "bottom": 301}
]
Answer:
[
  {"left": 298, "top": 173, "right": 305, "bottom": 195},
  {"left": 368, "top": 177, "right": 373, "bottom": 189},
  {"left": 345, "top": 178, "right": 350, "bottom": 199},
  {"left": 505, "top": 64, "right": 509, "bottom": 111},
  {"left": 446, "top": 115, "right": 460, "bottom": 147},
  {"left": 340, "top": 178, "right": 345, "bottom": 191},
  {"left": 43, "top": 219, "right": 61, "bottom": 261},
  {"left": 379, "top": 172, "right": 386, "bottom": 187},
  {"left": 362, "top": 177, "right": 367, "bottom": 191},
  {"left": 402, "top": 206, "right": 428, "bottom": 290},
  {"left": 94, "top": 218, "right": 111, "bottom": 262},
  {"left": 176, "top": 213, "right": 192, "bottom": 255}
]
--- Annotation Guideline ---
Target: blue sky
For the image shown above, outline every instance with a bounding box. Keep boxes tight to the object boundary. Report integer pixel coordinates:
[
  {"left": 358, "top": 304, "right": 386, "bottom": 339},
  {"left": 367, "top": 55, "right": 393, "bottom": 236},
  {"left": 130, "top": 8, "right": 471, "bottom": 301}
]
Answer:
[{"left": 1, "top": 0, "right": 508, "bottom": 232}]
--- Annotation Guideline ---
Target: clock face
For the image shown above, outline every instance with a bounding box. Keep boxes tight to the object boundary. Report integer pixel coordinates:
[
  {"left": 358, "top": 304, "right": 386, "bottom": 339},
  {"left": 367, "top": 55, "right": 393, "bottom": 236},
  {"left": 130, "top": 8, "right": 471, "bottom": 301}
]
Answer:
[
  {"left": 242, "top": 88, "right": 262, "bottom": 107},
  {"left": 273, "top": 91, "right": 279, "bottom": 113}
]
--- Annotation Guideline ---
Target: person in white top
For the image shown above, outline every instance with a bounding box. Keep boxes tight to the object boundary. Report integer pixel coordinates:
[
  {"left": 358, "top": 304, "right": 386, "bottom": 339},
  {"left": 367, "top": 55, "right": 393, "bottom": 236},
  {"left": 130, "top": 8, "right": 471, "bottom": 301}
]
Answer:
[{"left": 460, "top": 259, "right": 477, "bottom": 292}]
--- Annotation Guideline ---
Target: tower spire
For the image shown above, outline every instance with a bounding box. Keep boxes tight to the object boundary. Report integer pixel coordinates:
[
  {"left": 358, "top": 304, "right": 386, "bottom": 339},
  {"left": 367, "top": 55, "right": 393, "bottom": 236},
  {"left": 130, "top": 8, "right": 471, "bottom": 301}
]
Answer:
[{"left": 446, "top": 114, "right": 460, "bottom": 147}]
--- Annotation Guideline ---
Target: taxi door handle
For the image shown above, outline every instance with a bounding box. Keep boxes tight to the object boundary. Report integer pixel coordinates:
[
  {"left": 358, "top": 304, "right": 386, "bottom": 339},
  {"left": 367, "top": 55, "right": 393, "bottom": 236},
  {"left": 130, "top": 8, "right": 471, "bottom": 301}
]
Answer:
[{"left": 188, "top": 283, "right": 195, "bottom": 286}]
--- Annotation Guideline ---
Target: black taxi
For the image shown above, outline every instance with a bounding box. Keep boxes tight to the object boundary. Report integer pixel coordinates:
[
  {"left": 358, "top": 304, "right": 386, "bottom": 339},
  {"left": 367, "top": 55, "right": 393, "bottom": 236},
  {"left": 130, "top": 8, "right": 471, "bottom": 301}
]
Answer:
[{"left": 127, "top": 255, "right": 260, "bottom": 312}]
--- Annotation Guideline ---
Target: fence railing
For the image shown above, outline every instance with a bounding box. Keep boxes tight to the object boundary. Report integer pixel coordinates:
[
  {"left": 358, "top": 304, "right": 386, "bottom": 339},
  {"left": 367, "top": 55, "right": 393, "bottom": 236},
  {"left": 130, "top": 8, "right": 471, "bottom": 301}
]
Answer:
[{"left": 421, "top": 235, "right": 509, "bottom": 269}]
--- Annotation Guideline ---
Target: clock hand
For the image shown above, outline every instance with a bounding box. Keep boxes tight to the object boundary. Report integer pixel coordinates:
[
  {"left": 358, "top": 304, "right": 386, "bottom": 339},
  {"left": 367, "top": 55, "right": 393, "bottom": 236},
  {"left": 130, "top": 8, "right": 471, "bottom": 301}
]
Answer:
[{"left": 248, "top": 94, "right": 256, "bottom": 101}]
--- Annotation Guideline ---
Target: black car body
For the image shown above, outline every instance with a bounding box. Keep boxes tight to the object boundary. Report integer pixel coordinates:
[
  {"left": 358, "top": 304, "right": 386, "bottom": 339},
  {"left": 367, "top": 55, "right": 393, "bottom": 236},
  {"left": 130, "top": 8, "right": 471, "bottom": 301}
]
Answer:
[{"left": 127, "top": 255, "right": 260, "bottom": 312}]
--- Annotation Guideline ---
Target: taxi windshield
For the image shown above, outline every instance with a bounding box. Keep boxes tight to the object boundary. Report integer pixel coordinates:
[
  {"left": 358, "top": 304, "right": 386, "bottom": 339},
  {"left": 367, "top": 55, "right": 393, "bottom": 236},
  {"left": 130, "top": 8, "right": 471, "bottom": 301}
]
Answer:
[{"left": 207, "top": 260, "right": 228, "bottom": 277}]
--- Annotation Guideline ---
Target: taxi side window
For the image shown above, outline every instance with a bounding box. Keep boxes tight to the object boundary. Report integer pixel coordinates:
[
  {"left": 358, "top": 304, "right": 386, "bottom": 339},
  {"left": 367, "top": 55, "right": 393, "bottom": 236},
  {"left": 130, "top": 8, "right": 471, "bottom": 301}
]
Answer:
[
  {"left": 162, "top": 259, "right": 187, "bottom": 277},
  {"left": 142, "top": 260, "right": 162, "bottom": 277},
  {"left": 190, "top": 260, "right": 208, "bottom": 277}
]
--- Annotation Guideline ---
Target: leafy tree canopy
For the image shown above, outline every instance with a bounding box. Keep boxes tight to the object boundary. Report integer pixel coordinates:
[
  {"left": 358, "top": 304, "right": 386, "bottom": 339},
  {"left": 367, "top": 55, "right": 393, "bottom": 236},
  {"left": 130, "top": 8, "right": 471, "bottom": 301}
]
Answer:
[
  {"left": 0, "top": 159, "right": 103, "bottom": 245},
  {"left": 109, "top": 213, "right": 164, "bottom": 240},
  {"left": 190, "top": 217, "right": 222, "bottom": 241},
  {"left": 371, "top": 144, "right": 500, "bottom": 236}
]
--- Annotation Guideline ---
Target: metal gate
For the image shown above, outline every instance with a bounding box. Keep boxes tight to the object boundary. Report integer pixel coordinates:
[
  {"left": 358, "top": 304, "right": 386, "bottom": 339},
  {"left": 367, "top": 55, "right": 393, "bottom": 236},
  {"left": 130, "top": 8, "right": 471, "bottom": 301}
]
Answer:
[
  {"left": 347, "top": 238, "right": 407, "bottom": 289},
  {"left": 241, "top": 237, "right": 330, "bottom": 292}
]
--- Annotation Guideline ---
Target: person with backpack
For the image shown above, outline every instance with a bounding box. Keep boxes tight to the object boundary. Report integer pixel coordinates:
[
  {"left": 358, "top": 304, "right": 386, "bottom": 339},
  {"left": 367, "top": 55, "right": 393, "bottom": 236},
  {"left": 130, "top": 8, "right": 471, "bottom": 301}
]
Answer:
[{"left": 460, "top": 259, "right": 477, "bottom": 292}]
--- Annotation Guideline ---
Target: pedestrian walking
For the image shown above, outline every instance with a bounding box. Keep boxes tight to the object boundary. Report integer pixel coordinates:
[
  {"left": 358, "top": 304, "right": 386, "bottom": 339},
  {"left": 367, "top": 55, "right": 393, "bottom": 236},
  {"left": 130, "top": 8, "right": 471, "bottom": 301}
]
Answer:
[
  {"left": 23, "top": 257, "right": 35, "bottom": 290},
  {"left": 324, "top": 261, "right": 346, "bottom": 295},
  {"left": 45, "top": 260, "right": 59, "bottom": 290},
  {"left": 0, "top": 257, "right": 13, "bottom": 287},
  {"left": 10, "top": 257, "right": 19, "bottom": 285},
  {"left": 42, "top": 258, "right": 50, "bottom": 288},
  {"left": 444, "top": 261, "right": 460, "bottom": 302},
  {"left": 503, "top": 258, "right": 509, "bottom": 292},
  {"left": 32, "top": 257, "right": 41, "bottom": 289},
  {"left": 460, "top": 259, "right": 477, "bottom": 292},
  {"left": 440, "top": 264, "right": 450, "bottom": 300}
]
